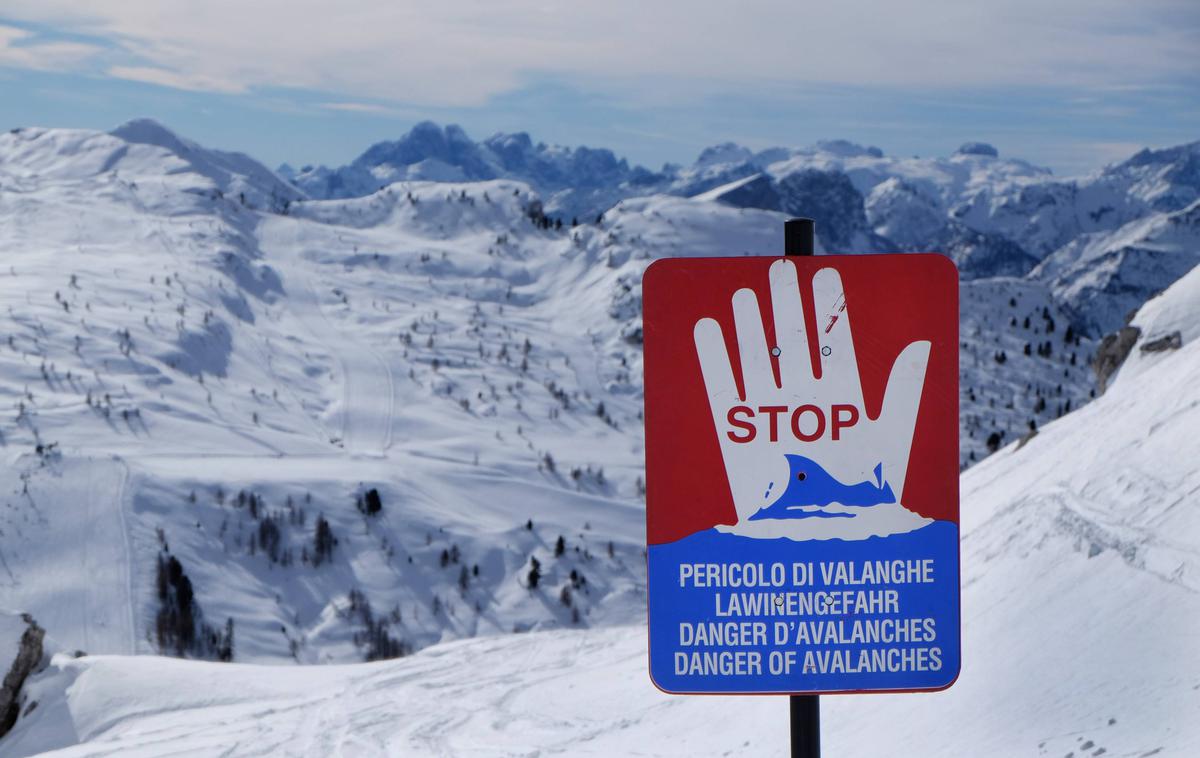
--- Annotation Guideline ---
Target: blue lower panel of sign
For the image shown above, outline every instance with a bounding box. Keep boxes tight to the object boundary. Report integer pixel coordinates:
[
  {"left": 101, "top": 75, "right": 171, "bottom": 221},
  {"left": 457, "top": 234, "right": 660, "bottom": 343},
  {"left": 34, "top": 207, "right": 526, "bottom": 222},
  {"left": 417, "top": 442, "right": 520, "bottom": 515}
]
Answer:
[{"left": 648, "top": 521, "right": 960, "bottom": 693}]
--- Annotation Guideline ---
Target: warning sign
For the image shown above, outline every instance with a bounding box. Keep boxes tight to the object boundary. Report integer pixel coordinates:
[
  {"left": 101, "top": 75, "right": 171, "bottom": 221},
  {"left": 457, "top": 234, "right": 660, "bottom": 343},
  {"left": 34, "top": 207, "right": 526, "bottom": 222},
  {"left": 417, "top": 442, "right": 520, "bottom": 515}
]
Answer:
[{"left": 643, "top": 254, "right": 960, "bottom": 694}]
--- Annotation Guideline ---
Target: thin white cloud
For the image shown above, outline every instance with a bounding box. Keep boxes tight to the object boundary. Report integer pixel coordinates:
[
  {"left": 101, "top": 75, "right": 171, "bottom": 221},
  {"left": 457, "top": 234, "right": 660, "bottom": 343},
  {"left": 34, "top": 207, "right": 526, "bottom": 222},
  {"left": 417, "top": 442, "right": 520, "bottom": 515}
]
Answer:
[
  {"left": 0, "top": 23, "right": 102, "bottom": 71},
  {"left": 318, "top": 101, "right": 399, "bottom": 115},
  {"left": 1, "top": 1, "right": 1196, "bottom": 105},
  {"left": 108, "top": 65, "right": 246, "bottom": 93}
]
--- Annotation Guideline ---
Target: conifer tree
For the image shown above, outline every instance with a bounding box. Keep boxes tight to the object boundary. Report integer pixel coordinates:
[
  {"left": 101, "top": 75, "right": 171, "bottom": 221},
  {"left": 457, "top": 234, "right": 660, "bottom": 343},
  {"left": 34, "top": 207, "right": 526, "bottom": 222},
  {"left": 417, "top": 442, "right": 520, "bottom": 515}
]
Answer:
[
  {"left": 313, "top": 515, "right": 337, "bottom": 566},
  {"left": 527, "top": 556, "right": 542, "bottom": 589}
]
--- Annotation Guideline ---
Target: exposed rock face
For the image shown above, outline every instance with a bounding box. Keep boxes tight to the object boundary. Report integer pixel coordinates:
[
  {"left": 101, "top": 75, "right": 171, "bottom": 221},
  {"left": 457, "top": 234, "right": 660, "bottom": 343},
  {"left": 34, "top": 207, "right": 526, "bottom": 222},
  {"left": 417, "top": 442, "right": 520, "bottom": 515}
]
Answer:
[
  {"left": 1140, "top": 330, "right": 1183, "bottom": 353},
  {"left": 1092, "top": 326, "right": 1142, "bottom": 393},
  {"left": 357, "top": 122, "right": 494, "bottom": 181},
  {"left": 775, "top": 169, "right": 886, "bottom": 251},
  {"left": 705, "top": 174, "right": 782, "bottom": 212},
  {"left": 0, "top": 613, "right": 46, "bottom": 739},
  {"left": 934, "top": 221, "right": 1039, "bottom": 279},
  {"left": 956, "top": 142, "right": 1000, "bottom": 158}
]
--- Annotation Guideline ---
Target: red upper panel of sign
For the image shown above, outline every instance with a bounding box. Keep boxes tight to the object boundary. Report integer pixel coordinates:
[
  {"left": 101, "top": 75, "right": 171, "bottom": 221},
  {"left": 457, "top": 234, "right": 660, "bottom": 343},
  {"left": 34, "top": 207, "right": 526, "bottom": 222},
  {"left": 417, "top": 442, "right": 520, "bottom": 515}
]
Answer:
[{"left": 643, "top": 253, "right": 959, "bottom": 546}]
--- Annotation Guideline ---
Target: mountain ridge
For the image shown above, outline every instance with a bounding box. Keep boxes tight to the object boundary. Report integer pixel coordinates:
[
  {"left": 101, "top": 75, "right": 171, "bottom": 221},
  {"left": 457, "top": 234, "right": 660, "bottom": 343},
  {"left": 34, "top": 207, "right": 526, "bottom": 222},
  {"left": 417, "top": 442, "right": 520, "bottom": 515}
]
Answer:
[{"left": 283, "top": 122, "right": 1200, "bottom": 332}]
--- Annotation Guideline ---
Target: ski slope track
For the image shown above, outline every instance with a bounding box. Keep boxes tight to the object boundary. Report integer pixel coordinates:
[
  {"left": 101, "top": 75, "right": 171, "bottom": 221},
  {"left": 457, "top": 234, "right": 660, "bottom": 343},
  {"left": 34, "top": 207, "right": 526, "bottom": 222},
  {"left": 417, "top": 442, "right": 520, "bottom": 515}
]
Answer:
[
  {"left": 0, "top": 457, "right": 135, "bottom": 657},
  {"left": 256, "top": 206, "right": 395, "bottom": 455},
  {"left": 290, "top": 268, "right": 395, "bottom": 455},
  {"left": 0, "top": 121, "right": 1196, "bottom": 756}
]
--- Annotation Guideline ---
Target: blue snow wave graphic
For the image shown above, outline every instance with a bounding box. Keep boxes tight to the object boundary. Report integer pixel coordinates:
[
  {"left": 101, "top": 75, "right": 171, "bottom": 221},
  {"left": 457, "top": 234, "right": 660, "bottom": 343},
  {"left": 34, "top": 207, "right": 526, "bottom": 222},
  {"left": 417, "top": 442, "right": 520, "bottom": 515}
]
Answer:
[
  {"left": 764, "top": 510, "right": 856, "bottom": 519},
  {"left": 750, "top": 456, "right": 895, "bottom": 521},
  {"left": 648, "top": 520, "right": 960, "bottom": 693}
]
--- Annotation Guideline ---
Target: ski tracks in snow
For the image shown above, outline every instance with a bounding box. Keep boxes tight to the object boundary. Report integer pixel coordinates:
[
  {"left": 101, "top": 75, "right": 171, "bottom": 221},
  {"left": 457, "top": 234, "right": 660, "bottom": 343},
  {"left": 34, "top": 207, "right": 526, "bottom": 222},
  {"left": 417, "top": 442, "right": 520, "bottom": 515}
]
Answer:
[
  {"left": 88, "top": 455, "right": 137, "bottom": 657},
  {"left": 114, "top": 457, "right": 137, "bottom": 654},
  {"left": 289, "top": 271, "right": 395, "bottom": 457},
  {"left": 76, "top": 456, "right": 137, "bottom": 655}
]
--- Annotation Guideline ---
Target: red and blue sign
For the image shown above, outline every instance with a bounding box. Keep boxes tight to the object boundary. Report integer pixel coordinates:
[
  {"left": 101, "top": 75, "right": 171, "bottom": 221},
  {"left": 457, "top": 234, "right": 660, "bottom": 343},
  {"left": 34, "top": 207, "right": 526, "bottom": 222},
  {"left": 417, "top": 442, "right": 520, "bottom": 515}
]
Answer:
[{"left": 643, "top": 254, "right": 960, "bottom": 694}]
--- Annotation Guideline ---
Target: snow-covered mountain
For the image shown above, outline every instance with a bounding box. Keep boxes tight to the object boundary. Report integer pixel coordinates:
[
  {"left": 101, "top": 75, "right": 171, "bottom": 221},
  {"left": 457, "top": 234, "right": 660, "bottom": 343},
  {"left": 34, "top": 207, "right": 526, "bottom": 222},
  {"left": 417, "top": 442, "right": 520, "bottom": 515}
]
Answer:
[
  {"left": 0, "top": 122, "right": 668, "bottom": 668},
  {"left": 288, "top": 126, "right": 1049, "bottom": 268},
  {"left": 282, "top": 121, "right": 662, "bottom": 227},
  {"left": 5, "top": 229, "right": 1197, "bottom": 758},
  {"left": 1033, "top": 198, "right": 1200, "bottom": 333},
  {"left": 291, "top": 126, "right": 1200, "bottom": 333},
  {"left": 749, "top": 138, "right": 1200, "bottom": 329}
]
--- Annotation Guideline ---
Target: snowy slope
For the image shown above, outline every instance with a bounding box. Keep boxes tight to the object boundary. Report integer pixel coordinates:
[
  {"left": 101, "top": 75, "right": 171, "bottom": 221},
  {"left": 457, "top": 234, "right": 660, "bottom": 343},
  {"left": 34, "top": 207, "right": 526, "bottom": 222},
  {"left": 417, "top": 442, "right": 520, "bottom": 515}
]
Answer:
[
  {"left": 1033, "top": 199, "right": 1200, "bottom": 333},
  {"left": 110, "top": 119, "right": 303, "bottom": 213},
  {"left": 0, "top": 459, "right": 134, "bottom": 657},
  {"left": 0, "top": 132, "right": 657, "bottom": 663},
  {"left": 958, "top": 278, "right": 1096, "bottom": 467},
  {"left": 6, "top": 261, "right": 1198, "bottom": 755}
]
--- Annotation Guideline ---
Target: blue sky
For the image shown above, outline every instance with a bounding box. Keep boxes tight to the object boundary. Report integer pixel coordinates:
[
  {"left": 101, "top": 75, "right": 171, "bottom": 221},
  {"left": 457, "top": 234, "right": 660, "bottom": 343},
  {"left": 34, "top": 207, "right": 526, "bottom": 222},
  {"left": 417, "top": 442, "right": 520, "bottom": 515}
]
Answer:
[{"left": 2, "top": 2, "right": 1197, "bottom": 176}]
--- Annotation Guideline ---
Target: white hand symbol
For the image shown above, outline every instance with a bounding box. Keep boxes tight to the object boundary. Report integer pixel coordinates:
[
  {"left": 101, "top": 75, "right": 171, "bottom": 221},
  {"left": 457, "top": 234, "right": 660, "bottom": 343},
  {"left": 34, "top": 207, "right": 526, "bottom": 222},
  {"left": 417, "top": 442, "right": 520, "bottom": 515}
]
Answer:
[{"left": 693, "top": 259, "right": 930, "bottom": 534}]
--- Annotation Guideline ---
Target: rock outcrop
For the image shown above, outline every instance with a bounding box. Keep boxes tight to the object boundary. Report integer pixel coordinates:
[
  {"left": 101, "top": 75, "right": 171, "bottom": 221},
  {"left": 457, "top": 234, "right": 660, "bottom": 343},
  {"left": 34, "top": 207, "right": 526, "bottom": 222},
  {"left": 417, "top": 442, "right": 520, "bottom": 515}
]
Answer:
[
  {"left": 0, "top": 612, "right": 46, "bottom": 739},
  {"left": 1140, "top": 330, "right": 1183, "bottom": 353},
  {"left": 1092, "top": 326, "right": 1142, "bottom": 393}
]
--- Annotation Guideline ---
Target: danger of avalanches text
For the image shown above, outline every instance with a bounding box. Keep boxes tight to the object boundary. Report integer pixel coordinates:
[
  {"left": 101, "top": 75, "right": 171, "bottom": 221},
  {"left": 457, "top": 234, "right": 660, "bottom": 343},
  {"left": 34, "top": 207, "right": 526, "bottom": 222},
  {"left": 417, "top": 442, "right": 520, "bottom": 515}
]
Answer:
[{"left": 673, "top": 559, "right": 944, "bottom": 677}]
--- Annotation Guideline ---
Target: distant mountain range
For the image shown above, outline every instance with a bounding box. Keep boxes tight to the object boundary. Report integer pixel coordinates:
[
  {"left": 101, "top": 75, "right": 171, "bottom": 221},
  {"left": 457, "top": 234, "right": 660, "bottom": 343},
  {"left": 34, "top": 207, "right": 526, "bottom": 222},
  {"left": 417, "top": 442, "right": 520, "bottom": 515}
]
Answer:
[{"left": 282, "top": 122, "right": 1200, "bottom": 334}]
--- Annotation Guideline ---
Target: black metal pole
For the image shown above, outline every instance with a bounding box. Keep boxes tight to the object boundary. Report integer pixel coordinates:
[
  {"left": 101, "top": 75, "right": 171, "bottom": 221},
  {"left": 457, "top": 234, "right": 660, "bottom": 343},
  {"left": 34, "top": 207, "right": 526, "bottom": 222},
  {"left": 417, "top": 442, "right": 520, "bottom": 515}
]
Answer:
[
  {"left": 785, "top": 217, "right": 815, "bottom": 257},
  {"left": 784, "top": 216, "right": 820, "bottom": 758},
  {"left": 789, "top": 695, "right": 820, "bottom": 757}
]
